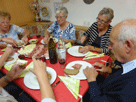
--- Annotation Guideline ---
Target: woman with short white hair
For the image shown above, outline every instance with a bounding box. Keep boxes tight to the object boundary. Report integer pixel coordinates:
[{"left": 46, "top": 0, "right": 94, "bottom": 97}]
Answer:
[{"left": 44, "top": 7, "right": 76, "bottom": 44}]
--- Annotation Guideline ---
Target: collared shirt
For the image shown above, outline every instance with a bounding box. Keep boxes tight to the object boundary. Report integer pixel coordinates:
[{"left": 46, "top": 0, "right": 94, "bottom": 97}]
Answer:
[
  {"left": 47, "top": 21, "right": 76, "bottom": 40},
  {"left": 0, "top": 24, "right": 24, "bottom": 41},
  {"left": 122, "top": 59, "right": 136, "bottom": 75},
  {"left": 41, "top": 98, "right": 56, "bottom": 102}
]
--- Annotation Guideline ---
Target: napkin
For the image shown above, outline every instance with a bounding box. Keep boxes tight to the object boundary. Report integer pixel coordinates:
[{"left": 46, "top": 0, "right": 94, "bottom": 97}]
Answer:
[
  {"left": 65, "top": 42, "right": 72, "bottom": 48},
  {"left": 1, "top": 48, "right": 6, "bottom": 51},
  {"left": 83, "top": 52, "right": 104, "bottom": 60},
  {"left": 4, "top": 60, "right": 33, "bottom": 78},
  {"left": 59, "top": 76, "right": 80, "bottom": 99}
]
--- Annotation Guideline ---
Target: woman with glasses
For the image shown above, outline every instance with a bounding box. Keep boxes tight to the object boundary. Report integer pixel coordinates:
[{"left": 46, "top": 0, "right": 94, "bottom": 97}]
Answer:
[
  {"left": 44, "top": 7, "right": 76, "bottom": 44},
  {"left": 0, "top": 9, "right": 30, "bottom": 48},
  {"left": 80, "top": 7, "right": 114, "bottom": 54}
]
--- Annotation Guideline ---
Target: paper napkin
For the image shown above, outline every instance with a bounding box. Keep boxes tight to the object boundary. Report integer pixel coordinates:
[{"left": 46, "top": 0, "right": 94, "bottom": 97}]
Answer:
[
  {"left": 65, "top": 42, "right": 72, "bottom": 48},
  {"left": 1, "top": 48, "right": 6, "bottom": 51},
  {"left": 83, "top": 52, "right": 104, "bottom": 60},
  {"left": 4, "top": 61, "right": 34, "bottom": 78},
  {"left": 59, "top": 76, "right": 80, "bottom": 99}
]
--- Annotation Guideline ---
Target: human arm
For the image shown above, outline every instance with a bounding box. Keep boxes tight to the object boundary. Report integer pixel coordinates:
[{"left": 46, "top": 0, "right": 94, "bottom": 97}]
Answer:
[
  {"left": 0, "top": 46, "right": 14, "bottom": 68},
  {"left": 0, "top": 63, "right": 24, "bottom": 87},
  {"left": 0, "top": 43, "right": 7, "bottom": 49},
  {"left": 44, "top": 30, "right": 50, "bottom": 44},
  {"left": 21, "top": 29, "right": 30, "bottom": 44},
  {"left": 30, "top": 58, "right": 56, "bottom": 101},
  {"left": 63, "top": 39, "right": 75, "bottom": 44},
  {"left": 2, "top": 38, "right": 18, "bottom": 47}
]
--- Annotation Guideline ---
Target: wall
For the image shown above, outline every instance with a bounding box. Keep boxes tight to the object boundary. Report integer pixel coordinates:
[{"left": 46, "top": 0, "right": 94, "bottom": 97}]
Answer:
[
  {"left": 0, "top": 0, "right": 34, "bottom": 26},
  {"left": 39, "top": 0, "right": 136, "bottom": 27}
]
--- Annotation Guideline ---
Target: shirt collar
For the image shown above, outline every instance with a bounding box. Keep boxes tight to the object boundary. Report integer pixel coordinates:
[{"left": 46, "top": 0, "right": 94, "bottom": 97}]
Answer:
[{"left": 122, "top": 59, "right": 136, "bottom": 75}]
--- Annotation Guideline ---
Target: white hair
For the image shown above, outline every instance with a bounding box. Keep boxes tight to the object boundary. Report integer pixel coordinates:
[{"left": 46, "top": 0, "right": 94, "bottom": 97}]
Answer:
[
  {"left": 56, "top": 7, "right": 68, "bottom": 16},
  {"left": 118, "top": 23, "right": 136, "bottom": 47}
]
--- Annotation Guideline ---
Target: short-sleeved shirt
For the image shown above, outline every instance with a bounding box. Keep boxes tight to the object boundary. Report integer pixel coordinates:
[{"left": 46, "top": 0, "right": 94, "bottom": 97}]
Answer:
[
  {"left": 47, "top": 21, "right": 76, "bottom": 40},
  {"left": 0, "top": 24, "right": 24, "bottom": 41}
]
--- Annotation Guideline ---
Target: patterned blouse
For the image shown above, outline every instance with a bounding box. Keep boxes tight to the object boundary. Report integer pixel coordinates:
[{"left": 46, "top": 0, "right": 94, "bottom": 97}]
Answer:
[
  {"left": 0, "top": 24, "right": 24, "bottom": 41},
  {"left": 83, "top": 22, "right": 113, "bottom": 54},
  {"left": 47, "top": 21, "right": 76, "bottom": 40}
]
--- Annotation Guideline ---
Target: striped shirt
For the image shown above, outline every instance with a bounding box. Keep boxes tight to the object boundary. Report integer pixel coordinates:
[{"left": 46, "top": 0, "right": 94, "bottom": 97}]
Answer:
[{"left": 83, "top": 22, "right": 112, "bottom": 54}]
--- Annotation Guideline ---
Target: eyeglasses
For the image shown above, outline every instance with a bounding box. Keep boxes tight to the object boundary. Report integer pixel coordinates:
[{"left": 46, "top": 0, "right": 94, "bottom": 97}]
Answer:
[
  {"left": 0, "top": 21, "right": 10, "bottom": 24},
  {"left": 96, "top": 17, "right": 109, "bottom": 24},
  {"left": 55, "top": 16, "right": 65, "bottom": 19}
]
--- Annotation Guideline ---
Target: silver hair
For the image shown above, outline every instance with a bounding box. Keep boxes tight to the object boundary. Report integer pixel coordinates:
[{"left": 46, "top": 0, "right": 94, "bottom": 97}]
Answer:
[
  {"left": 56, "top": 7, "right": 68, "bottom": 16},
  {"left": 99, "top": 7, "right": 114, "bottom": 21},
  {"left": 118, "top": 24, "right": 136, "bottom": 47}
]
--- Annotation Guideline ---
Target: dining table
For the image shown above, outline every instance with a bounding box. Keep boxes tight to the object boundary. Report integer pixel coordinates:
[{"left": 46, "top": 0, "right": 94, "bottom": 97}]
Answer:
[{"left": 0, "top": 35, "right": 112, "bottom": 102}]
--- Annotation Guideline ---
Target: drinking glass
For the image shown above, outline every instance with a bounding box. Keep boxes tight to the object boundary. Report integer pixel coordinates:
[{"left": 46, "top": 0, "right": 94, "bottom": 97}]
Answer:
[{"left": 57, "top": 48, "right": 66, "bottom": 68}]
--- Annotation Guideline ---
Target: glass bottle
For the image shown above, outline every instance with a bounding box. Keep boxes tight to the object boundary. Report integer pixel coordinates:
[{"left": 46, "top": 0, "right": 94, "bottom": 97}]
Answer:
[
  {"left": 57, "top": 34, "right": 66, "bottom": 67},
  {"left": 48, "top": 34, "right": 57, "bottom": 64}
]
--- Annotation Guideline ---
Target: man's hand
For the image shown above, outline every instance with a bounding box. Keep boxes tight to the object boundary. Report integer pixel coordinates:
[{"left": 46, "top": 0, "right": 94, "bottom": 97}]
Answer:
[
  {"left": 94, "top": 62, "right": 112, "bottom": 73},
  {"left": 83, "top": 66, "right": 98, "bottom": 82},
  {"left": 2, "top": 38, "right": 18, "bottom": 47},
  {"left": 29, "top": 58, "right": 46, "bottom": 76},
  {"left": 80, "top": 36, "right": 87, "bottom": 43},
  {"left": 6, "top": 63, "right": 24, "bottom": 82}
]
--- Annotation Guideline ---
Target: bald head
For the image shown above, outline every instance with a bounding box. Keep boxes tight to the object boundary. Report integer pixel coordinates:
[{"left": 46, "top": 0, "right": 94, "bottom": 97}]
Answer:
[{"left": 111, "top": 19, "right": 136, "bottom": 47}]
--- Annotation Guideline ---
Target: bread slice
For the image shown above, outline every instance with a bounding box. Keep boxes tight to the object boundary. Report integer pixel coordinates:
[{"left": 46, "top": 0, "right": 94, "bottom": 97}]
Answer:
[{"left": 64, "top": 69, "right": 79, "bottom": 75}]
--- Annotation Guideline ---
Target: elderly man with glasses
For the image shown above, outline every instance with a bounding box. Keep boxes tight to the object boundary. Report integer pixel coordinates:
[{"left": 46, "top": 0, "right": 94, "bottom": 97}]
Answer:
[{"left": 80, "top": 7, "right": 114, "bottom": 54}]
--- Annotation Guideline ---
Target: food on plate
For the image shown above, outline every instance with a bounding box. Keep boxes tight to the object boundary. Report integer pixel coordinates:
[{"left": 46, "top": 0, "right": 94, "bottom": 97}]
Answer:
[
  {"left": 18, "top": 44, "right": 48, "bottom": 58},
  {"left": 16, "top": 59, "right": 28, "bottom": 69},
  {"left": 5, "top": 57, "right": 14, "bottom": 62},
  {"left": 47, "top": 72, "right": 52, "bottom": 81},
  {"left": 27, "top": 45, "right": 48, "bottom": 58},
  {"left": 17, "top": 41, "right": 24, "bottom": 46},
  {"left": 78, "top": 46, "right": 84, "bottom": 53},
  {"left": 72, "top": 64, "right": 82, "bottom": 70},
  {"left": 29, "top": 39, "right": 38, "bottom": 44},
  {"left": 64, "top": 69, "right": 79, "bottom": 75}
]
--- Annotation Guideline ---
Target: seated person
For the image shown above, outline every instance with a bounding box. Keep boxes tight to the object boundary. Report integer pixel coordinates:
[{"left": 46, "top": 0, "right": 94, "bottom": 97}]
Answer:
[
  {"left": 44, "top": 7, "right": 76, "bottom": 44},
  {"left": 0, "top": 9, "right": 30, "bottom": 47},
  {"left": 0, "top": 46, "right": 25, "bottom": 102},
  {"left": 80, "top": 7, "right": 114, "bottom": 54},
  {"left": 30, "top": 58, "right": 56, "bottom": 102},
  {"left": 83, "top": 19, "right": 136, "bottom": 102}
]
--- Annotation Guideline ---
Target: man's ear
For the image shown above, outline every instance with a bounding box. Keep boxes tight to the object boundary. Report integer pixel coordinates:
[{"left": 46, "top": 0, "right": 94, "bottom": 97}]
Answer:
[{"left": 125, "top": 40, "right": 133, "bottom": 53}]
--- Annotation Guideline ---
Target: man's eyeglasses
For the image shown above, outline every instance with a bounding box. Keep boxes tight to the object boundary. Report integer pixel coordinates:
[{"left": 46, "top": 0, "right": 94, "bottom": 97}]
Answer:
[
  {"left": 55, "top": 16, "right": 65, "bottom": 19},
  {"left": 0, "top": 21, "right": 10, "bottom": 24},
  {"left": 96, "top": 17, "right": 109, "bottom": 24}
]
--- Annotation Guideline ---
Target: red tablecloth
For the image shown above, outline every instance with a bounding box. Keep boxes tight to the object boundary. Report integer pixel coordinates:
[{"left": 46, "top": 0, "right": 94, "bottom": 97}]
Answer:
[{"left": 0, "top": 36, "right": 112, "bottom": 102}]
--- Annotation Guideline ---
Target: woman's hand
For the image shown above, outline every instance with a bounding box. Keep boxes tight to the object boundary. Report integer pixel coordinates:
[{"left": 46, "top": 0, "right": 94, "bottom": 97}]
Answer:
[
  {"left": 2, "top": 38, "right": 18, "bottom": 47},
  {"left": 44, "top": 36, "right": 49, "bottom": 44},
  {"left": 21, "top": 35, "right": 28, "bottom": 44},
  {"left": 80, "top": 36, "right": 87, "bottom": 43},
  {"left": 0, "top": 43, "right": 7, "bottom": 49}
]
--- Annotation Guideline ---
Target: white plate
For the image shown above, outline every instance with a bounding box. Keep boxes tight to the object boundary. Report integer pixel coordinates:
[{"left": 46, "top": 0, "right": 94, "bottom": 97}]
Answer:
[
  {"left": 65, "top": 61, "right": 93, "bottom": 80},
  {"left": 67, "top": 46, "right": 89, "bottom": 57},
  {"left": 24, "top": 67, "right": 57, "bottom": 89},
  {"left": 29, "top": 39, "right": 38, "bottom": 44},
  {"left": 0, "top": 53, "right": 18, "bottom": 66},
  {"left": 41, "top": 38, "right": 58, "bottom": 44}
]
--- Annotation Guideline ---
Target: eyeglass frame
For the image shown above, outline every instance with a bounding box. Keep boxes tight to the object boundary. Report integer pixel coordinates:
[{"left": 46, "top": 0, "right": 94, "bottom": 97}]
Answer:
[
  {"left": 96, "top": 17, "right": 110, "bottom": 24},
  {"left": 55, "top": 16, "right": 65, "bottom": 19}
]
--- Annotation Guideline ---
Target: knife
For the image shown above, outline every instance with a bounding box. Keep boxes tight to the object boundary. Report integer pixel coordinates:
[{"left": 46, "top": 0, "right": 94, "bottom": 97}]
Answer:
[{"left": 52, "top": 80, "right": 61, "bottom": 88}]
